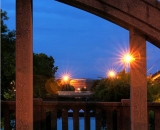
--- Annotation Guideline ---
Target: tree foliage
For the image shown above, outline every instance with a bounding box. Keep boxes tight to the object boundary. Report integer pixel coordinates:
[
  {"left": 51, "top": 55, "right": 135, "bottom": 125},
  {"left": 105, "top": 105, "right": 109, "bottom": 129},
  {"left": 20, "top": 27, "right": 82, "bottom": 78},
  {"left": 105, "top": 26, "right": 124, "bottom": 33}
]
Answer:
[
  {"left": 1, "top": 10, "right": 58, "bottom": 100},
  {"left": 54, "top": 79, "right": 75, "bottom": 91},
  {"left": 33, "top": 53, "right": 58, "bottom": 98},
  {"left": 1, "top": 9, "right": 16, "bottom": 94},
  {"left": 91, "top": 70, "right": 130, "bottom": 102},
  {"left": 33, "top": 53, "right": 58, "bottom": 78},
  {"left": 147, "top": 78, "right": 160, "bottom": 102},
  {"left": 60, "top": 84, "right": 75, "bottom": 91},
  {"left": 91, "top": 70, "right": 160, "bottom": 102}
]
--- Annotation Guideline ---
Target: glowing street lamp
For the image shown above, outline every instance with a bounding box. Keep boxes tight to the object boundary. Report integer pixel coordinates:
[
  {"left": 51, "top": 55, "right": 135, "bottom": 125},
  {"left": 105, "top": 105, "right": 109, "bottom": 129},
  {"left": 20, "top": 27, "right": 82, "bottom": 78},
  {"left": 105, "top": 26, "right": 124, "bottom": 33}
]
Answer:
[
  {"left": 61, "top": 74, "right": 71, "bottom": 91},
  {"left": 63, "top": 75, "right": 69, "bottom": 82},
  {"left": 122, "top": 53, "right": 135, "bottom": 64},
  {"left": 62, "top": 75, "right": 70, "bottom": 85},
  {"left": 107, "top": 70, "right": 116, "bottom": 78},
  {"left": 121, "top": 53, "right": 135, "bottom": 72}
]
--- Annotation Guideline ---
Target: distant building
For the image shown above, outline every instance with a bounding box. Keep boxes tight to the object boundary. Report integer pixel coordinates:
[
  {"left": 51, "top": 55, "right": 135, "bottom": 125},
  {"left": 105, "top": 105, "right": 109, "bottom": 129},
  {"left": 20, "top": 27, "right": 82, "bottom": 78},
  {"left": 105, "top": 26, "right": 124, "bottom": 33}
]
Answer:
[
  {"left": 70, "top": 78, "right": 94, "bottom": 91},
  {"left": 57, "top": 78, "right": 94, "bottom": 99},
  {"left": 70, "top": 78, "right": 86, "bottom": 91}
]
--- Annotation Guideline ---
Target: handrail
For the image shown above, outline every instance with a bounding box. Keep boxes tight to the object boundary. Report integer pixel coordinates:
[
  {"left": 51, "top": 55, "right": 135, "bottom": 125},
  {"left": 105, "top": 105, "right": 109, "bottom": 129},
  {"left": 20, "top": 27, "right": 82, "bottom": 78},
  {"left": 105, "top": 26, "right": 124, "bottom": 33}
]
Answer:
[{"left": 1, "top": 99, "right": 160, "bottom": 130}]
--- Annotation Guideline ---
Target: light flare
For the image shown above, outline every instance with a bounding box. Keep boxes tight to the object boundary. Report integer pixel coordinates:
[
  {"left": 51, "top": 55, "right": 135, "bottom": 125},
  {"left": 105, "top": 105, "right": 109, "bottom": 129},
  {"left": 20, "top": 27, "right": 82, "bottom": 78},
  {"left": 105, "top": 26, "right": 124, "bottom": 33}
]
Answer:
[
  {"left": 115, "top": 45, "right": 136, "bottom": 71},
  {"left": 122, "top": 53, "right": 135, "bottom": 64},
  {"left": 63, "top": 75, "right": 70, "bottom": 82},
  {"left": 107, "top": 69, "right": 117, "bottom": 78}
]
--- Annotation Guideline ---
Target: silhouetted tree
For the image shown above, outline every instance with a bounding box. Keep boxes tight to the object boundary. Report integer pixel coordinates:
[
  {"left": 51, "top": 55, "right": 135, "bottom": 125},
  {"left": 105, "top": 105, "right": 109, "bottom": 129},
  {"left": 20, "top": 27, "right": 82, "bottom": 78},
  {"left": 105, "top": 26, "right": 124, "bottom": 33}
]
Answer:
[
  {"left": 91, "top": 70, "right": 160, "bottom": 102},
  {"left": 91, "top": 70, "right": 131, "bottom": 101},
  {"left": 1, "top": 10, "right": 58, "bottom": 100},
  {"left": 1, "top": 9, "right": 16, "bottom": 96}
]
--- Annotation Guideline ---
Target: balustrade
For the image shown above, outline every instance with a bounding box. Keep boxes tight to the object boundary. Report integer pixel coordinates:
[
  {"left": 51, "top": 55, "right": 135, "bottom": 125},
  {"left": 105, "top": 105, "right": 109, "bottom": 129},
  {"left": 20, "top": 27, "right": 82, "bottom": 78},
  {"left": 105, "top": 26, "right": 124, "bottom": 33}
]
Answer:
[{"left": 1, "top": 99, "right": 160, "bottom": 130}]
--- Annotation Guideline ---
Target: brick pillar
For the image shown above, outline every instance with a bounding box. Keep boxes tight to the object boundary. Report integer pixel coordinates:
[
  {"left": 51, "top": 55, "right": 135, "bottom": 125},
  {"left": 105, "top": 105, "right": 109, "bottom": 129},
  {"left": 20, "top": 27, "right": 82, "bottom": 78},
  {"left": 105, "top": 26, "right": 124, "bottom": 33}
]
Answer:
[
  {"left": 16, "top": 0, "right": 33, "bottom": 129},
  {"left": 62, "top": 109, "right": 68, "bottom": 130},
  {"left": 73, "top": 109, "right": 79, "bottom": 130},
  {"left": 130, "top": 28, "right": 148, "bottom": 130}
]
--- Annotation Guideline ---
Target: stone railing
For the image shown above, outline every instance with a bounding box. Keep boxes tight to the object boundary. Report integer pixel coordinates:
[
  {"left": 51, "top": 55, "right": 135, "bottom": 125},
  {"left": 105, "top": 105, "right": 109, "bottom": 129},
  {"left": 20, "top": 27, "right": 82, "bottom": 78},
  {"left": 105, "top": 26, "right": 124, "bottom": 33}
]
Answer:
[
  {"left": 58, "top": 91, "right": 92, "bottom": 97},
  {"left": 1, "top": 99, "right": 160, "bottom": 130}
]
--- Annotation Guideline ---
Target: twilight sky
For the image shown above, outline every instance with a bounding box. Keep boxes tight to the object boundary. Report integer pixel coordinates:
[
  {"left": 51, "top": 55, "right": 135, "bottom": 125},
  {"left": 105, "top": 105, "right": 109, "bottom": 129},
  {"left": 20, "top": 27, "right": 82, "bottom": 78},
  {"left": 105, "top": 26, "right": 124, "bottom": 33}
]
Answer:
[{"left": 2, "top": 0, "right": 160, "bottom": 79}]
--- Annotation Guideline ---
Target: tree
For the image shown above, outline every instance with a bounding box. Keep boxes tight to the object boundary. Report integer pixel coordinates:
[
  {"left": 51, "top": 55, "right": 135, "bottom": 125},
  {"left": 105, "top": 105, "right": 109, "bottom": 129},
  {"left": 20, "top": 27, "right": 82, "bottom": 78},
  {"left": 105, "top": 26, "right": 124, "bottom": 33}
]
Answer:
[
  {"left": 91, "top": 70, "right": 131, "bottom": 102},
  {"left": 33, "top": 53, "right": 58, "bottom": 78},
  {"left": 147, "top": 78, "right": 160, "bottom": 102},
  {"left": 1, "top": 9, "right": 16, "bottom": 95},
  {"left": 91, "top": 70, "right": 160, "bottom": 102},
  {"left": 60, "top": 84, "right": 75, "bottom": 91},
  {"left": 1, "top": 10, "right": 58, "bottom": 100},
  {"left": 33, "top": 53, "right": 58, "bottom": 98}
]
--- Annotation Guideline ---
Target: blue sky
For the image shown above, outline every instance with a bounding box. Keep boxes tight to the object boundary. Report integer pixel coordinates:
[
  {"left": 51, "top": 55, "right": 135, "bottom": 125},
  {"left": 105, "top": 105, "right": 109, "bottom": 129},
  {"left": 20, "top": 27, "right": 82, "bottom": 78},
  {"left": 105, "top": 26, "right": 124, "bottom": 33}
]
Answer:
[{"left": 1, "top": 0, "right": 160, "bottom": 79}]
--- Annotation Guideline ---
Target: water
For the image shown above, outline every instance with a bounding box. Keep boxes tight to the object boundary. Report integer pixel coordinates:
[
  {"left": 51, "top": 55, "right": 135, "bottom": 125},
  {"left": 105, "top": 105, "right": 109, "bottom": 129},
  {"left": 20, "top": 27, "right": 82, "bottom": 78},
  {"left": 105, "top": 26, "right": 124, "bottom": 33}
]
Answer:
[{"left": 57, "top": 117, "right": 96, "bottom": 130}]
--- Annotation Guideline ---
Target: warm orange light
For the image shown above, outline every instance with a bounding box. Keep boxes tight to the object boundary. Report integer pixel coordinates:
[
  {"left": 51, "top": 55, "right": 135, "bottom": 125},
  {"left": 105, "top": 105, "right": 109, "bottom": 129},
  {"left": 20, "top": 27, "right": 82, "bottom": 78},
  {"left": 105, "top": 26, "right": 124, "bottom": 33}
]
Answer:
[
  {"left": 122, "top": 53, "right": 135, "bottom": 64},
  {"left": 63, "top": 75, "right": 69, "bottom": 82},
  {"left": 108, "top": 70, "right": 116, "bottom": 78}
]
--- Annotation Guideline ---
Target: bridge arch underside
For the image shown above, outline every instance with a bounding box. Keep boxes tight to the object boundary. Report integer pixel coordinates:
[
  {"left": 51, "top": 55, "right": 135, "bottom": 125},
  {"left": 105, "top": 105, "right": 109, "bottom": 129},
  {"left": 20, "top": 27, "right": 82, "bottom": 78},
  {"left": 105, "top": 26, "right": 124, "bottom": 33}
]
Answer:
[{"left": 57, "top": 0, "right": 160, "bottom": 48}]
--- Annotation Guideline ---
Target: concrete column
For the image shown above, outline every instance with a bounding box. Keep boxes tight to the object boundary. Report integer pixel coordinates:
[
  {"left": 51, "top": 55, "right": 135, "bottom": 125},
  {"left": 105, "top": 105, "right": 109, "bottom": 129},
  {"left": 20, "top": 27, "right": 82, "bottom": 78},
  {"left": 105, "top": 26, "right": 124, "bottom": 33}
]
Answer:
[
  {"left": 16, "top": 0, "right": 33, "bottom": 129},
  {"left": 130, "top": 28, "right": 148, "bottom": 130}
]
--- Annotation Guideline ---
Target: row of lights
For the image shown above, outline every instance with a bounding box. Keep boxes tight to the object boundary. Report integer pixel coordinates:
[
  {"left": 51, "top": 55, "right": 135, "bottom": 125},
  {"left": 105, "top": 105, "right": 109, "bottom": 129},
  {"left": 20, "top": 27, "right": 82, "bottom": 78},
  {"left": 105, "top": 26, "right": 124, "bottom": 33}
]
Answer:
[
  {"left": 108, "top": 53, "right": 135, "bottom": 78},
  {"left": 61, "top": 53, "right": 135, "bottom": 80}
]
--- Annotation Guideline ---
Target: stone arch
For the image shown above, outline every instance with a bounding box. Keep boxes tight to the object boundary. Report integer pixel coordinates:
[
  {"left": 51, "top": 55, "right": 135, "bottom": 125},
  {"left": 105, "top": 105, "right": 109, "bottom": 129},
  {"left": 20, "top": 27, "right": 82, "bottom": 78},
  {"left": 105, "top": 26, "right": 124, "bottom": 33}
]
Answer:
[
  {"left": 15, "top": 0, "right": 160, "bottom": 129},
  {"left": 57, "top": 0, "right": 160, "bottom": 48}
]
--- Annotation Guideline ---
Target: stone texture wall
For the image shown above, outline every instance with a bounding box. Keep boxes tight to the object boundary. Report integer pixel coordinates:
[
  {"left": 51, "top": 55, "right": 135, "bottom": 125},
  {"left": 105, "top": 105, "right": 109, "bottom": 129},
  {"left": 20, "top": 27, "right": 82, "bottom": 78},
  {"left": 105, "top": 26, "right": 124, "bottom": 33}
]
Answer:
[{"left": 58, "top": 0, "right": 160, "bottom": 48}]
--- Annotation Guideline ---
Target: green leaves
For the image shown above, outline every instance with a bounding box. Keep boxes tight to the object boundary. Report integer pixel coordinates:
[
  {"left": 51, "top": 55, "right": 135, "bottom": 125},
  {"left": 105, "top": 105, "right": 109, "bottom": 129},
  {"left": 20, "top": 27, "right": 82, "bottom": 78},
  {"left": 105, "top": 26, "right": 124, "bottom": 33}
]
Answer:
[
  {"left": 33, "top": 53, "right": 58, "bottom": 78},
  {"left": 1, "top": 10, "right": 58, "bottom": 100},
  {"left": 147, "top": 79, "right": 160, "bottom": 102},
  {"left": 33, "top": 53, "right": 58, "bottom": 98},
  {"left": 91, "top": 71, "right": 130, "bottom": 102},
  {"left": 91, "top": 70, "right": 160, "bottom": 102},
  {"left": 3, "top": 89, "right": 15, "bottom": 100},
  {"left": 1, "top": 10, "right": 16, "bottom": 92}
]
